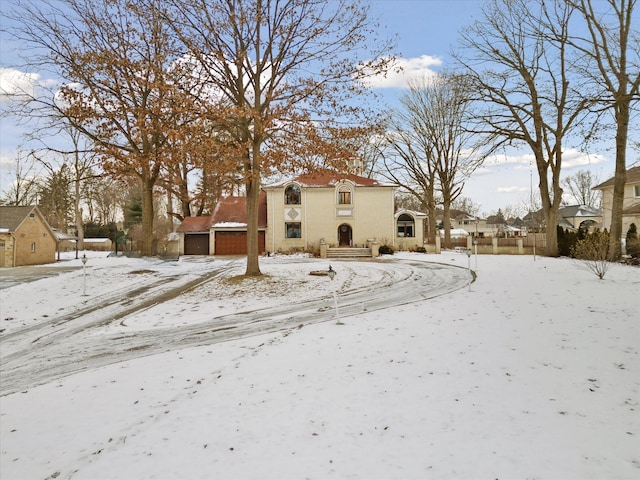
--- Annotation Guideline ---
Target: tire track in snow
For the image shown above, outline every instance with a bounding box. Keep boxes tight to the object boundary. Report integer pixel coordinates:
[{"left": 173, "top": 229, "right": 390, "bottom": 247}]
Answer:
[{"left": 0, "top": 259, "right": 470, "bottom": 396}]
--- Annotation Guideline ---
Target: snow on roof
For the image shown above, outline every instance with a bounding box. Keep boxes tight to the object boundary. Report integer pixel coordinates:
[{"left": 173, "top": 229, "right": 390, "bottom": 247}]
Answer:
[{"left": 211, "top": 222, "right": 247, "bottom": 228}]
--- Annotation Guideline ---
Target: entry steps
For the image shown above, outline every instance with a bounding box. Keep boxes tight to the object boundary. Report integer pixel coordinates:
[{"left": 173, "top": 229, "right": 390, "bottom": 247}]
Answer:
[{"left": 326, "top": 247, "right": 372, "bottom": 258}]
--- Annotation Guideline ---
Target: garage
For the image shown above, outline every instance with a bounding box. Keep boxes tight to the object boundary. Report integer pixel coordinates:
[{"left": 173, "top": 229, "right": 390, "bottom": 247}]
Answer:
[
  {"left": 184, "top": 233, "right": 210, "bottom": 255},
  {"left": 214, "top": 231, "right": 266, "bottom": 255}
]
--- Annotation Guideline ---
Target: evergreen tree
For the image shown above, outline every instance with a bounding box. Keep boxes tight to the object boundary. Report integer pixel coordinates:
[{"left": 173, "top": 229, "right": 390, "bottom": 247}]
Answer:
[
  {"left": 626, "top": 223, "right": 639, "bottom": 258},
  {"left": 38, "top": 165, "right": 73, "bottom": 230}
]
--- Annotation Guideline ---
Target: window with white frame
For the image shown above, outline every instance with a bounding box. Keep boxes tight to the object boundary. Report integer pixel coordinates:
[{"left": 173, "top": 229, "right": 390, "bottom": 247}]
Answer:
[
  {"left": 397, "top": 213, "right": 415, "bottom": 237},
  {"left": 285, "top": 184, "right": 301, "bottom": 205},
  {"left": 634, "top": 185, "right": 640, "bottom": 197},
  {"left": 285, "top": 222, "right": 301, "bottom": 238},
  {"left": 337, "top": 185, "right": 352, "bottom": 205}
]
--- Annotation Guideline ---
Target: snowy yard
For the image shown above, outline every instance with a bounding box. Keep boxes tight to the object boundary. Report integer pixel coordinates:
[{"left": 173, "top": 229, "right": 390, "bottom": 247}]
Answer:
[{"left": 0, "top": 251, "right": 638, "bottom": 479}]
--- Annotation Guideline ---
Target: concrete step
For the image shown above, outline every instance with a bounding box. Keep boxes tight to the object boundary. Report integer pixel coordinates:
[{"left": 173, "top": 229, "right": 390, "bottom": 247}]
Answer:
[{"left": 326, "top": 247, "right": 372, "bottom": 258}]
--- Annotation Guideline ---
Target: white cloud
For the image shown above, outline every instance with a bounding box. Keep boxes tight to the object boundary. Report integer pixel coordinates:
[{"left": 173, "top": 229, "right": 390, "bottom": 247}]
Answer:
[
  {"left": 359, "top": 55, "right": 442, "bottom": 89},
  {"left": 562, "top": 148, "right": 608, "bottom": 168},
  {"left": 497, "top": 186, "right": 529, "bottom": 193},
  {"left": 0, "top": 67, "right": 40, "bottom": 101},
  {"left": 483, "top": 152, "right": 533, "bottom": 168},
  {"left": 483, "top": 148, "right": 608, "bottom": 170}
]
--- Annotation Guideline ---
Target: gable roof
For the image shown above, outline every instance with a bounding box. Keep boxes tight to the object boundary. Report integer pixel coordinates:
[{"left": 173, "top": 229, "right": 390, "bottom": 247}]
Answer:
[
  {"left": 264, "top": 170, "right": 392, "bottom": 188},
  {"left": 0, "top": 206, "right": 56, "bottom": 239},
  {"left": 0, "top": 205, "right": 39, "bottom": 231},
  {"left": 593, "top": 165, "right": 640, "bottom": 190},
  {"left": 210, "top": 191, "right": 267, "bottom": 228},
  {"left": 558, "top": 204, "right": 602, "bottom": 218},
  {"left": 176, "top": 215, "right": 213, "bottom": 233}
]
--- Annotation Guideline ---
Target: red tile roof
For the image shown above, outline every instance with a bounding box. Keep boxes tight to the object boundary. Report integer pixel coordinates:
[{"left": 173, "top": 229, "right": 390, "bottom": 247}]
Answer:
[
  {"left": 176, "top": 215, "right": 212, "bottom": 233},
  {"left": 210, "top": 191, "right": 267, "bottom": 228},
  {"left": 265, "top": 170, "right": 390, "bottom": 188}
]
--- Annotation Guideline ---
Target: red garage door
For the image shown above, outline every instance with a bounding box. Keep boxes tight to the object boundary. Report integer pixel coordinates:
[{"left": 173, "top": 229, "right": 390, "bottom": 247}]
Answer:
[
  {"left": 214, "top": 231, "right": 265, "bottom": 255},
  {"left": 184, "top": 234, "right": 210, "bottom": 255}
]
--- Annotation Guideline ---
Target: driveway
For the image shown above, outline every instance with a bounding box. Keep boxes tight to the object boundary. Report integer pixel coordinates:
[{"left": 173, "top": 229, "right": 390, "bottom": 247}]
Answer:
[
  {"left": 0, "top": 266, "right": 82, "bottom": 290},
  {"left": 1, "top": 258, "right": 470, "bottom": 396}
]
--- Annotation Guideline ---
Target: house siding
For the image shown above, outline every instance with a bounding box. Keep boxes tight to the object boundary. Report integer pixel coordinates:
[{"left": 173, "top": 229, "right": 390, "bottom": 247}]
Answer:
[
  {"left": 596, "top": 171, "right": 640, "bottom": 235},
  {"left": 0, "top": 233, "right": 13, "bottom": 267},
  {"left": 265, "top": 181, "right": 396, "bottom": 253},
  {"left": 14, "top": 213, "right": 57, "bottom": 266}
]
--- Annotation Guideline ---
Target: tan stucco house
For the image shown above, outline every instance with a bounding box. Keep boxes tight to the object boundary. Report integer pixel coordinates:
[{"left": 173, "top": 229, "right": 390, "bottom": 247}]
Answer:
[
  {"left": 593, "top": 166, "right": 640, "bottom": 236},
  {"left": 0, "top": 206, "right": 57, "bottom": 267},
  {"left": 178, "top": 171, "right": 427, "bottom": 256}
]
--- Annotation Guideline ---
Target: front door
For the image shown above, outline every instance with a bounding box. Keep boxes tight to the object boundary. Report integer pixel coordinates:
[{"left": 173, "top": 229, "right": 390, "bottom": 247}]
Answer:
[{"left": 338, "top": 224, "right": 352, "bottom": 246}]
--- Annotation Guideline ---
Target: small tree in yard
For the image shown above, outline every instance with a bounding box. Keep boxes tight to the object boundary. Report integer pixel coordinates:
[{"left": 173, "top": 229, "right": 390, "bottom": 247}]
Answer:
[
  {"left": 571, "top": 230, "right": 612, "bottom": 279},
  {"left": 626, "top": 223, "right": 639, "bottom": 258}
]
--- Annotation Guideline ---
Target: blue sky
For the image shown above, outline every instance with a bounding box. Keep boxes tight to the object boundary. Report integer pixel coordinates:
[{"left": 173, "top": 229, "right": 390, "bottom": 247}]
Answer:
[
  {"left": 368, "top": 0, "right": 620, "bottom": 215},
  {"left": 0, "top": 0, "right": 629, "bottom": 215}
]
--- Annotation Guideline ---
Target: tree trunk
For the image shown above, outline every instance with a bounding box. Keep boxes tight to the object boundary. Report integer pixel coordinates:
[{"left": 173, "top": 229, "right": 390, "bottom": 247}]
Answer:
[
  {"left": 245, "top": 147, "right": 261, "bottom": 276},
  {"left": 443, "top": 197, "right": 451, "bottom": 249},
  {"left": 73, "top": 174, "right": 84, "bottom": 250},
  {"left": 609, "top": 101, "right": 629, "bottom": 260},
  {"left": 140, "top": 175, "right": 155, "bottom": 256}
]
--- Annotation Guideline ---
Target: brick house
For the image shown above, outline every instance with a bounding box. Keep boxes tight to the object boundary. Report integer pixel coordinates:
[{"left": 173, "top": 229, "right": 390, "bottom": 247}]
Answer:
[{"left": 0, "top": 206, "right": 57, "bottom": 267}]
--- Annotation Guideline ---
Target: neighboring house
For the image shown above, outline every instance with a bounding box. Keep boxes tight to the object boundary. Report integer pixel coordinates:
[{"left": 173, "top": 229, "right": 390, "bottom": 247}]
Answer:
[
  {"left": 557, "top": 204, "right": 602, "bottom": 232},
  {"left": 438, "top": 228, "right": 469, "bottom": 239},
  {"left": 437, "top": 209, "right": 489, "bottom": 237},
  {"left": 522, "top": 204, "right": 603, "bottom": 233},
  {"left": 0, "top": 205, "right": 57, "bottom": 267},
  {"left": 177, "top": 171, "right": 429, "bottom": 256},
  {"left": 593, "top": 166, "right": 640, "bottom": 236}
]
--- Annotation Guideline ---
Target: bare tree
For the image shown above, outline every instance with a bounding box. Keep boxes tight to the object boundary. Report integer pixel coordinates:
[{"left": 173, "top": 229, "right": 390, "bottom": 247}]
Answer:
[
  {"left": 568, "top": 0, "right": 640, "bottom": 259},
  {"left": 562, "top": 169, "right": 601, "bottom": 207},
  {"left": 378, "top": 97, "right": 438, "bottom": 242},
  {"left": 456, "top": 0, "right": 592, "bottom": 256},
  {"left": 0, "top": 150, "right": 40, "bottom": 206},
  {"left": 381, "top": 74, "right": 487, "bottom": 247},
  {"left": 166, "top": 0, "right": 394, "bottom": 275}
]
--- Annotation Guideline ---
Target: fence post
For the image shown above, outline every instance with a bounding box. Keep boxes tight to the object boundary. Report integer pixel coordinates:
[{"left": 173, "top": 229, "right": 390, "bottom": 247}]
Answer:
[{"left": 492, "top": 237, "right": 498, "bottom": 254}]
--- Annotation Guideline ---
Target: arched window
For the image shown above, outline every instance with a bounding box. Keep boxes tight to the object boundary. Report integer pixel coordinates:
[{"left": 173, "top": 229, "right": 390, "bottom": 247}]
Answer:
[
  {"left": 397, "top": 213, "right": 415, "bottom": 238},
  {"left": 284, "top": 184, "right": 301, "bottom": 205},
  {"left": 337, "top": 185, "right": 352, "bottom": 205}
]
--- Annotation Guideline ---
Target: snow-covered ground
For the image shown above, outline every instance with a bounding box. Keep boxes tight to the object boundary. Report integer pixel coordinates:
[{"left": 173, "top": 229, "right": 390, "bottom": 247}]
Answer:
[{"left": 1, "top": 251, "right": 638, "bottom": 479}]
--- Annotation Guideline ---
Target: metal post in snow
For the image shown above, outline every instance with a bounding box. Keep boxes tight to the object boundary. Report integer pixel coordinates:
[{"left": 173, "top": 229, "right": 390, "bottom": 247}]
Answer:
[
  {"left": 327, "top": 265, "right": 343, "bottom": 325},
  {"left": 466, "top": 249, "right": 472, "bottom": 292},
  {"left": 81, "top": 253, "right": 88, "bottom": 296}
]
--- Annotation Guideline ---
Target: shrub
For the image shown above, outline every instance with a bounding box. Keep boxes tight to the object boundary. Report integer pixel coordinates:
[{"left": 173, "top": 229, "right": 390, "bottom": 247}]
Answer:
[
  {"left": 571, "top": 230, "right": 611, "bottom": 279},
  {"left": 557, "top": 226, "right": 578, "bottom": 257},
  {"left": 378, "top": 244, "right": 394, "bottom": 255},
  {"left": 415, "top": 246, "right": 427, "bottom": 253}
]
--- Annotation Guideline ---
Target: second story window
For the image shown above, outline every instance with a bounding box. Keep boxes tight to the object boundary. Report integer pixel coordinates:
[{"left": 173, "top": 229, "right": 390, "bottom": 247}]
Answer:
[
  {"left": 285, "top": 184, "right": 301, "bottom": 205},
  {"left": 338, "top": 185, "right": 352, "bottom": 205}
]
